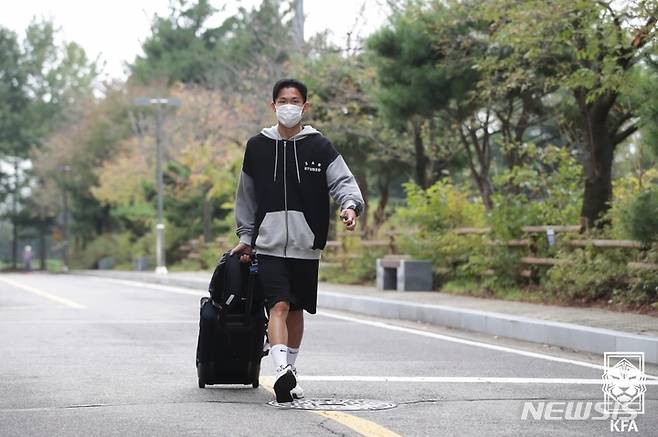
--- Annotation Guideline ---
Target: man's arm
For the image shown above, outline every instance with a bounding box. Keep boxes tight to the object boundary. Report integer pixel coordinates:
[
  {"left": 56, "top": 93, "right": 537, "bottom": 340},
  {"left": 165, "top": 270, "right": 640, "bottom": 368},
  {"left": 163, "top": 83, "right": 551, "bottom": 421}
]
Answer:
[
  {"left": 232, "top": 148, "right": 257, "bottom": 260},
  {"left": 235, "top": 169, "right": 257, "bottom": 245},
  {"left": 326, "top": 154, "right": 365, "bottom": 230}
]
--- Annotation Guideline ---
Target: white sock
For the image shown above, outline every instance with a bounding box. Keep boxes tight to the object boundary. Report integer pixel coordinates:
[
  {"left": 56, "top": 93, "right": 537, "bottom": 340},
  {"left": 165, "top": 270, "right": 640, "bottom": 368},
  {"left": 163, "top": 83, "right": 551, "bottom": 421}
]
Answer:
[
  {"left": 271, "top": 344, "right": 288, "bottom": 370},
  {"left": 287, "top": 347, "right": 299, "bottom": 367}
]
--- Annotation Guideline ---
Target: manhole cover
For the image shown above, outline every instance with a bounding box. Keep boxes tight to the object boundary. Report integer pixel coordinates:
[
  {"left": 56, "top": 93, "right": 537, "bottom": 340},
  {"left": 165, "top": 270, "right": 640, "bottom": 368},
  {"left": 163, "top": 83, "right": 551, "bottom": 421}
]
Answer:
[{"left": 267, "top": 398, "right": 397, "bottom": 411}]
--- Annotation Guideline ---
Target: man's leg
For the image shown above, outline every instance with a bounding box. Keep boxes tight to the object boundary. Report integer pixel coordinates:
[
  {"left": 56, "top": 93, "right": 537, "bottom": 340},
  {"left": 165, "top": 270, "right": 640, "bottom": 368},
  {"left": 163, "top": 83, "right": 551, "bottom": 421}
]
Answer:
[
  {"left": 286, "top": 309, "right": 304, "bottom": 349},
  {"left": 286, "top": 309, "right": 304, "bottom": 399},
  {"left": 286, "top": 309, "right": 304, "bottom": 366},
  {"left": 268, "top": 301, "right": 290, "bottom": 368},
  {"left": 286, "top": 258, "right": 317, "bottom": 400},
  {"left": 269, "top": 300, "right": 296, "bottom": 403}
]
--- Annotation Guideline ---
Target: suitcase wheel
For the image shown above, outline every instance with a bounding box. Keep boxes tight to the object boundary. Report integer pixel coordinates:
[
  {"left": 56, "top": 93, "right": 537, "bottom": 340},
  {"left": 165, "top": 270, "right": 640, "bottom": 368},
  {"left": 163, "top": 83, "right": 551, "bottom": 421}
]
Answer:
[
  {"left": 197, "top": 363, "right": 206, "bottom": 388},
  {"left": 251, "top": 362, "right": 260, "bottom": 388}
]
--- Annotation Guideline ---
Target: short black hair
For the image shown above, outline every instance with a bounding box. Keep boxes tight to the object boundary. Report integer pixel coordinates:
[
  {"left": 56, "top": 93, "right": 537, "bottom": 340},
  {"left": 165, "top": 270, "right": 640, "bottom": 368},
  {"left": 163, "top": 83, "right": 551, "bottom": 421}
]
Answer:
[{"left": 272, "top": 78, "right": 308, "bottom": 103}]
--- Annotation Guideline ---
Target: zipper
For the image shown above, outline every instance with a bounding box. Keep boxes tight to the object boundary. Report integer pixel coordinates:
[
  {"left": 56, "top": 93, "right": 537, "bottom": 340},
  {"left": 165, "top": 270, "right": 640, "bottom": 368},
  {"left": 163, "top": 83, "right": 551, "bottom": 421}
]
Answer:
[
  {"left": 293, "top": 139, "right": 301, "bottom": 183},
  {"left": 283, "top": 140, "right": 289, "bottom": 258}
]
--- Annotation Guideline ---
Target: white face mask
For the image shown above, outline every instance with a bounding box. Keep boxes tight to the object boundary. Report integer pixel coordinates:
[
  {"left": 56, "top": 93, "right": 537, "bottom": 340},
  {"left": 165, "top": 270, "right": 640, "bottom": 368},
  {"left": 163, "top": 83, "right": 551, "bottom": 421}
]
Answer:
[{"left": 276, "top": 104, "right": 303, "bottom": 128}]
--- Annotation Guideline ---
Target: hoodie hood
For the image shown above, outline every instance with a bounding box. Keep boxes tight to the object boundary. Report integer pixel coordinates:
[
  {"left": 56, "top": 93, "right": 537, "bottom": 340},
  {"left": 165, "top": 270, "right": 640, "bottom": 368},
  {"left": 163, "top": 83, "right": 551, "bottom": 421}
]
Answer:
[
  {"left": 260, "top": 124, "right": 322, "bottom": 185},
  {"left": 261, "top": 124, "right": 321, "bottom": 141}
]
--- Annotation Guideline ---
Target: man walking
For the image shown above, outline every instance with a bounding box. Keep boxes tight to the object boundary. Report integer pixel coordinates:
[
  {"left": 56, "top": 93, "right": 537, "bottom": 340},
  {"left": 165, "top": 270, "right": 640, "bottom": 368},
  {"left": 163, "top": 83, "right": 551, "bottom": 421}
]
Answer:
[{"left": 231, "top": 78, "right": 364, "bottom": 403}]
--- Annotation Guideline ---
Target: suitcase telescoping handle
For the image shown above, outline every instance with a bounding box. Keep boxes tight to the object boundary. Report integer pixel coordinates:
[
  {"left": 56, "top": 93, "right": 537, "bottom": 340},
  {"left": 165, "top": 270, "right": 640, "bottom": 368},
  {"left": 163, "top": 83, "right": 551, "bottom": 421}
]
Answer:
[{"left": 244, "top": 251, "right": 258, "bottom": 316}]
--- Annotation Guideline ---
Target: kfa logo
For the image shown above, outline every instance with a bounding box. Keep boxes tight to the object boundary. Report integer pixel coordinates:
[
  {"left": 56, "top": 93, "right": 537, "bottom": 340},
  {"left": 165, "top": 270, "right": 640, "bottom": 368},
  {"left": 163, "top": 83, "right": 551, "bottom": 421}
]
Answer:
[
  {"left": 602, "top": 352, "right": 646, "bottom": 433},
  {"left": 304, "top": 161, "right": 322, "bottom": 173}
]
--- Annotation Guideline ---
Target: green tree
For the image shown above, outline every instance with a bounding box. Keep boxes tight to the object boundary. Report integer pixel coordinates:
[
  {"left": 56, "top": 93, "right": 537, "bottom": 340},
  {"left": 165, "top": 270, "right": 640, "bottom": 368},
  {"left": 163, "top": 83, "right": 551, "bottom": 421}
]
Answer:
[
  {"left": 130, "top": 0, "right": 296, "bottom": 89},
  {"left": 1, "top": 20, "right": 97, "bottom": 268},
  {"left": 0, "top": 28, "right": 29, "bottom": 157},
  {"left": 21, "top": 19, "right": 98, "bottom": 141},
  {"left": 32, "top": 86, "right": 131, "bottom": 254},
  {"left": 368, "top": 0, "right": 550, "bottom": 209},
  {"left": 130, "top": 0, "right": 218, "bottom": 84},
  {"left": 0, "top": 28, "right": 29, "bottom": 268},
  {"left": 632, "top": 65, "right": 658, "bottom": 163},
  {"left": 367, "top": 2, "right": 462, "bottom": 189},
  {"left": 480, "top": 0, "right": 658, "bottom": 227}
]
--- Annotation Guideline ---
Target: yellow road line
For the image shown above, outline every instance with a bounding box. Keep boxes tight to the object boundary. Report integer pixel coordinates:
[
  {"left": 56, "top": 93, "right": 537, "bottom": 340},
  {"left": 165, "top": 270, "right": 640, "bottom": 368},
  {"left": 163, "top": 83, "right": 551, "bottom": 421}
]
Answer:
[
  {"left": 313, "top": 410, "right": 401, "bottom": 437},
  {"left": 259, "top": 376, "right": 400, "bottom": 437},
  {"left": 0, "top": 276, "right": 86, "bottom": 309}
]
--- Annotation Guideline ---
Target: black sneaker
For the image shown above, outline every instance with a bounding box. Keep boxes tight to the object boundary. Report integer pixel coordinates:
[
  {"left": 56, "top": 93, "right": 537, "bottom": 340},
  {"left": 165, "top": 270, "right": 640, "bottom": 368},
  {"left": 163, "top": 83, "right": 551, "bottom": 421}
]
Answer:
[{"left": 273, "top": 364, "right": 296, "bottom": 403}]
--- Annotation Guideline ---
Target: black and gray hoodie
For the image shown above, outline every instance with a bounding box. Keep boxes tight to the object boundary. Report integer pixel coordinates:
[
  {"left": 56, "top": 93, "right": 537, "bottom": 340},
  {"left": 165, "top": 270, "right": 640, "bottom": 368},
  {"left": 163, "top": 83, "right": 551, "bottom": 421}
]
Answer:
[{"left": 235, "top": 124, "right": 364, "bottom": 260}]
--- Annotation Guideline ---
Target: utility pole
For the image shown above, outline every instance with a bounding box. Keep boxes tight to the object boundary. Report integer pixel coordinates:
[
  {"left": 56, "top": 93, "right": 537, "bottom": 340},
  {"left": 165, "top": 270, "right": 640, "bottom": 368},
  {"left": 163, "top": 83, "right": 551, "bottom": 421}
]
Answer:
[
  {"left": 12, "top": 155, "right": 18, "bottom": 270},
  {"left": 133, "top": 97, "right": 180, "bottom": 275},
  {"left": 292, "top": 0, "right": 304, "bottom": 50},
  {"left": 154, "top": 102, "right": 166, "bottom": 274},
  {"left": 62, "top": 165, "right": 70, "bottom": 273}
]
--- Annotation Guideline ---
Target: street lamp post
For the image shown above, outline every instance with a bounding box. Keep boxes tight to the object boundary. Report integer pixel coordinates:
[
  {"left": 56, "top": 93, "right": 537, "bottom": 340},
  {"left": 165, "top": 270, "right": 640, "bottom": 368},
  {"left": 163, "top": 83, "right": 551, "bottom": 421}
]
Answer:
[
  {"left": 62, "top": 165, "right": 70, "bottom": 272},
  {"left": 133, "top": 97, "right": 181, "bottom": 275}
]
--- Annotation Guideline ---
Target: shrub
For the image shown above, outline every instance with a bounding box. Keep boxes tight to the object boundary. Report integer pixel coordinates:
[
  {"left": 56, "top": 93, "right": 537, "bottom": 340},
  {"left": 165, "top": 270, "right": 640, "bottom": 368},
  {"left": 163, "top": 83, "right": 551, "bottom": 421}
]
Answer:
[
  {"left": 394, "top": 180, "right": 486, "bottom": 280},
  {"left": 621, "top": 189, "right": 658, "bottom": 245},
  {"left": 543, "top": 248, "right": 631, "bottom": 303},
  {"left": 608, "top": 168, "right": 658, "bottom": 239},
  {"left": 396, "top": 180, "right": 486, "bottom": 232},
  {"left": 318, "top": 244, "right": 387, "bottom": 284},
  {"left": 396, "top": 231, "right": 486, "bottom": 284},
  {"left": 465, "top": 245, "right": 523, "bottom": 290},
  {"left": 72, "top": 232, "right": 135, "bottom": 269},
  {"left": 490, "top": 145, "right": 582, "bottom": 239},
  {"left": 614, "top": 268, "right": 658, "bottom": 307}
]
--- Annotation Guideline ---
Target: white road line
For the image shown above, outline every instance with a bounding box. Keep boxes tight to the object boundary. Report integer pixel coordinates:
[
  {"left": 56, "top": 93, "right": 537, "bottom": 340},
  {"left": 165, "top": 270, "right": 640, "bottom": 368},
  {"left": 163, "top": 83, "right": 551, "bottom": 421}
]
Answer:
[
  {"left": 102, "top": 278, "right": 205, "bottom": 297},
  {"left": 0, "top": 306, "right": 41, "bottom": 310},
  {"left": 0, "top": 319, "right": 197, "bottom": 324},
  {"left": 297, "top": 376, "right": 658, "bottom": 385},
  {"left": 317, "top": 311, "right": 658, "bottom": 380},
  {"left": 0, "top": 276, "right": 85, "bottom": 309}
]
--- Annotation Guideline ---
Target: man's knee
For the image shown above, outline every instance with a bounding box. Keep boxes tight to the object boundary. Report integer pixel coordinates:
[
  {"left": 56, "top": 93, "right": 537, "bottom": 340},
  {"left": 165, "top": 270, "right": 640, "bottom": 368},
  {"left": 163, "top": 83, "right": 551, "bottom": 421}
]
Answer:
[{"left": 270, "top": 301, "right": 290, "bottom": 319}]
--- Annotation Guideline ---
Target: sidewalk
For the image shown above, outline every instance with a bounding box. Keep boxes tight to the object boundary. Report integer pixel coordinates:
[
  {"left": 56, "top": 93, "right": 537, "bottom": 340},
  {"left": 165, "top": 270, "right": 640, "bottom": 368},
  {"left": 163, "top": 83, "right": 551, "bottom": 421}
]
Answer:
[{"left": 76, "top": 269, "right": 658, "bottom": 364}]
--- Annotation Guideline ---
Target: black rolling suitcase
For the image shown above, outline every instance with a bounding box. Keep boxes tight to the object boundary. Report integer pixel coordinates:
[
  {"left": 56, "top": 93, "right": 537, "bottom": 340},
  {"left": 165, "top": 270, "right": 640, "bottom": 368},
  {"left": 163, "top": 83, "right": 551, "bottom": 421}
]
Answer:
[{"left": 196, "top": 252, "right": 266, "bottom": 389}]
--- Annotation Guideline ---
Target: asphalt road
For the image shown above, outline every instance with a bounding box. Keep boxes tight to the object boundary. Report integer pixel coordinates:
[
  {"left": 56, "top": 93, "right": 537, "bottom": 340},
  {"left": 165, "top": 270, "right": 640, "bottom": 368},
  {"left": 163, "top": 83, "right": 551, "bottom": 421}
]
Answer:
[{"left": 1, "top": 273, "right": 657, "bottom": 437}]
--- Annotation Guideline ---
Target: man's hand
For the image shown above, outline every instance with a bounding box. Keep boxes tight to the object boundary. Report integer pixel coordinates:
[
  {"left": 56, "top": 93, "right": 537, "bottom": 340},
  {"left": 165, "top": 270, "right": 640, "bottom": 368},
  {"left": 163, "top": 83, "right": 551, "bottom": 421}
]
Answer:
[
  {"left": 230, "top": 242, "right": 253, "bottom": 263},
  {"left": 340, "top": 208, "right": 358, "bottom": 231}
]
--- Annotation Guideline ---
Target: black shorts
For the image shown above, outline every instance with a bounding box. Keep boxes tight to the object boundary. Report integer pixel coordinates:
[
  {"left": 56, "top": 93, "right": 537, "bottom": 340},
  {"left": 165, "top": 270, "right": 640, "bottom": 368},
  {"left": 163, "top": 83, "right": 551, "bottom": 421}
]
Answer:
[{"left": 257, "top": 254, "right": 319, "bottom": 314}]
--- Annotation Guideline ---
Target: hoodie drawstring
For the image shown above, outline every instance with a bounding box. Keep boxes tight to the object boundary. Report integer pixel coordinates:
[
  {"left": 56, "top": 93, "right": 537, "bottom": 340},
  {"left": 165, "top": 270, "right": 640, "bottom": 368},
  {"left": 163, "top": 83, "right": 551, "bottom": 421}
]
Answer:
[
  {"left": 273, "top": 139, "right": 278, "bottom": 182},
  {"left": 293, "top": 138, "right": 301, "bottom": 183},
  {"left": 273, "top": 136, "right": 301, "bottom": 184}
]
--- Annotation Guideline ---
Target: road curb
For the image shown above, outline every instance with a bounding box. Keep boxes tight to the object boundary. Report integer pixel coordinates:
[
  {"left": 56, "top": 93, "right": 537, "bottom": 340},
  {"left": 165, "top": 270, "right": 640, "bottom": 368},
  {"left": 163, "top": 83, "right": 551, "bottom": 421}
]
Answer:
[
  {"left": 317, "top": 292, "right": 658, "bottom": 364},
  {"left": 77, "top": 270, "right": 658, "bottom": 364}
]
